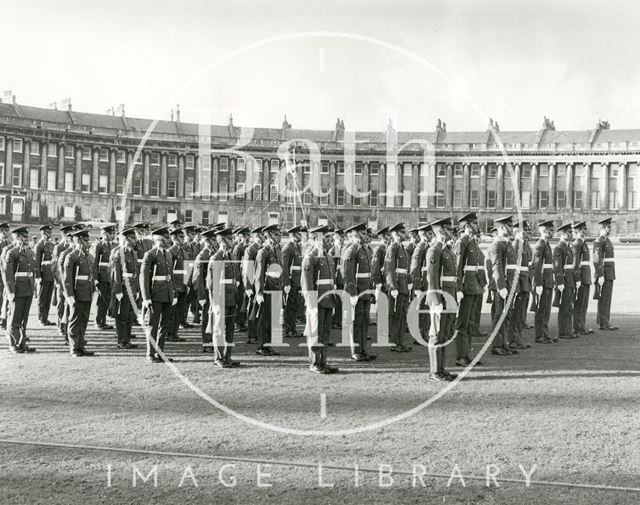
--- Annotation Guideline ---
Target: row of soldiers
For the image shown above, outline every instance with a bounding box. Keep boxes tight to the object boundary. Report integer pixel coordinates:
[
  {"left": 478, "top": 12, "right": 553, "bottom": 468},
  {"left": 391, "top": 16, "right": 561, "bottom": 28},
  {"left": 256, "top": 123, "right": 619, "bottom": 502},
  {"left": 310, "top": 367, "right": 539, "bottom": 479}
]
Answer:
[{"left": 3, "top": 213, "right": 618, "bottom": 379}]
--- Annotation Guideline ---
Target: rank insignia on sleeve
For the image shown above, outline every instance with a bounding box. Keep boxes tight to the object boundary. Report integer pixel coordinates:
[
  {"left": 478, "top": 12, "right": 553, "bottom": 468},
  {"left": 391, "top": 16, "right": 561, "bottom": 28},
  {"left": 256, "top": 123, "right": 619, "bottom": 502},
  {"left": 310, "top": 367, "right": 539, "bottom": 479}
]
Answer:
[{"left": 430, "top": 258, "right": 437, "bottom": 264}]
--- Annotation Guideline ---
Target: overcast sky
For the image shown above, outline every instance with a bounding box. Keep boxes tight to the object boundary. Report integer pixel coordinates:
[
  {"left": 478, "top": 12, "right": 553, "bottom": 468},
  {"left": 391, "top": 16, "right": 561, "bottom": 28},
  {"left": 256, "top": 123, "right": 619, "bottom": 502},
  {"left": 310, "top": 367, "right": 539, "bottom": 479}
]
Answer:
[{"left": 1, "top": 0, "right": 638, "bottom": 132}]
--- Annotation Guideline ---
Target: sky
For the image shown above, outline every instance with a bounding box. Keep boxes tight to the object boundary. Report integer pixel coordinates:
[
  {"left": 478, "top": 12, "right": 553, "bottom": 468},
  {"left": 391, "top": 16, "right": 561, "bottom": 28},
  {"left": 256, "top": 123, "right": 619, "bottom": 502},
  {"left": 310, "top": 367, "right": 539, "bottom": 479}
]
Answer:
[{"left": 1, "top": 0, "right": 639, "bottom": 133}]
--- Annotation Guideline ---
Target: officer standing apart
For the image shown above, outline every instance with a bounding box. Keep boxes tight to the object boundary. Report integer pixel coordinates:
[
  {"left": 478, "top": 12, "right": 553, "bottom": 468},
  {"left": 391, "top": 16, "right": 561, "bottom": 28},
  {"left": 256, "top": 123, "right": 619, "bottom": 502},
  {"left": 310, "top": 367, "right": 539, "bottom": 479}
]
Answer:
[
  {"left": 409, "top": 223, "right": 432, "bottom": 344},
  {"left": 384, "top": 223, "right": 412, "bottom": 352},
  {"left": 110, "top": 227, "right": 139, "bottom": 349},
  {"left": 301, "top": 225, "right": 339, "bottom": 374},
  {"left": 532, "top": 220, "right": 557, "bottom": 344},
  {"left": 572, "top": 221, "right": 594, "bottom": 335},
  {"left": 553, "top": 223, "right": 579, "bottom": 339},
  {"left": 281, "top": 225, "right": 304, "bottom": 338},
  {"left": 508, "top": 220, "right": 533, "bottom": 350},
  {"left": 5, "top": 226, "right": 36, "bottom": 354},
  {"left": 194, "top": 228, "right": 217, "bottom": 353},
  {"left": 593, "top": 217, "right": 618, "bottom": 331},
  {"left": 167, "top": 227, "right": 187, "bottom": 343},
  {"left": 63, "top": 229, "right": 96, "bottom": 357},
  {"left": 94, "top": 224, "right": 115, "bottom": 330},
  {"left": 372, "top": 226, "right": 389, "bottom": 303},
  {"left": 34, "top": 224, "right": 55, "bottom": 326},
  {"left": 242, "top": 226, "right": 263, "bottom": 345},
  {"left": 140, "top": 225, "right": 177, "bottom": 363}
]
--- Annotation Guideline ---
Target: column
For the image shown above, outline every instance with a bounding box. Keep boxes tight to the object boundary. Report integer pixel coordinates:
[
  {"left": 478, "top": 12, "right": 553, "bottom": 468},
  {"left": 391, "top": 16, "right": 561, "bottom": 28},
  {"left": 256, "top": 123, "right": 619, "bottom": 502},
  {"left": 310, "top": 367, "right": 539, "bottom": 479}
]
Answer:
[
  {"left": 127, "top": 151, "right": 135, "bottom": 195},
  {"left": 40, "top": 142, "right": 47, "bottom": 189},
  {"left": 379, "top": 162, "right": 387, "bottom": 207},
  {"left": 178, "top": 155, "right": 185, "bottom": 198},
  {"left": 57, "top": 144, "right": 65, "bottom": 191},
  {"left": 512, "top": 162, "right": 521, "bottom": 208},
  {"left": 619, "top": 161, "right": 627, "bottom": 210},
  {"left": 4, "top": 138, "right": 12, "bottom": 189},
  {"left": 362, "top": 162, "right": 370, "bottom": 206},
  {"left": 462, "top": 163, "right": 470, "bottom": 208},
  {"left": 548, "top": 162, "right": 556, "bottom": 211},
  {"left": 479, "top": 162, "right": 487, "bottom": 208},
  {"left": 411, "top": 162, "right": 419, "bottom": 208},
  {"left": 229, "top": 158, "right": 237, "bottom": 201},
  {"left": 329, "top": 162, "right": 336, "bottom": 205},
  {"left": 445, "top": 163, "right": 453, "bottom": 208},
  {"left": 109, "top": 149, "right": 117, "bottom": 194},
  {"left": 602, "top": 162, "right": 609, "bottom": 211},
  {"left": 566, "top": 162, "right": 573, "bottom": 211},
  {"left": 160, "top": 153, "right": 167, "bottom": 198},
  {"left": 496, "top": 162, "right": 504, "bottom": 208},
  {"left": 75, "top": 146, "right": 82, "bottom": 192},
  {"left": 23, "top": 140, "right": 31, "bottom": 189},
  {"left": 143, "top": 152, "right": 150, "bottom": 195},
  {"left": 530, "top": 162, "right": 539, "bottom": 210},
  {"left": 92, "top": 148, "right": 99, "bottom": 195}
]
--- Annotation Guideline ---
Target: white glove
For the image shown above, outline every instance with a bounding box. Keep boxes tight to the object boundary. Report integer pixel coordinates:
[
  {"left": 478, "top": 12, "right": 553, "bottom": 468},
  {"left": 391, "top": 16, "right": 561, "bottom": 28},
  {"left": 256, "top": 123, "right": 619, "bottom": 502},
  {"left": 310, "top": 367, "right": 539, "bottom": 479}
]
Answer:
[
  {"left": 284, "top": 285, "right": 291, "bottom": 294},
  {"left": 142, "top": 299, "right": 151, "bottom": 309},
  {"left": 457, "top": 290, "right": 464, "bottom": 301},
  {"left": 199, "top": 299, "right": 206, "bottom": 307},
  {"left": 375, "top": 283, "right": 382, "bottom": 291},
  {"left": 535, "top": 285, "right": 543, "bottom": 296},
  {"left": 408, "top": 283, "right": 413, "bottom": 291},
  {"left": 255, "top": 293, "right": 264, "bottom": 305},
  {"left": 415, "top": 289, "right": 423, "bottom": 298},
  {"left": 245, "top": 289, "right": 253, "bottom": 297},
  {"left": 597, "top": 277, "right": 603, "bottom": 286},
  {"left": 576, "top": 281, "right": 581, "bottom": 289},
  {"left": 557, "top": 284, "right": 565, "bottom": 293},
  {"left": 391, "top": 289, "right": 399, "bottom": 299},
  {"left": 499, "top": 288, "right": 508, "bottom": 299},
  {"left": 115, "top": 293, "right": 123, "bottom": 302},
  {"left": 68, "top": 296, "right": 76, "bottom": 306},
  {"left": 350, "top": 295, "right": 358, "bottom": 306},
  {"left": 172, "top": 297, "right": 178, "bottom": 306},
  {"left": 7, "top": 291, "right": 15, "bottom": 302},
  {"left": 432, "top": 303, "right": 443, "bottom": 315}
]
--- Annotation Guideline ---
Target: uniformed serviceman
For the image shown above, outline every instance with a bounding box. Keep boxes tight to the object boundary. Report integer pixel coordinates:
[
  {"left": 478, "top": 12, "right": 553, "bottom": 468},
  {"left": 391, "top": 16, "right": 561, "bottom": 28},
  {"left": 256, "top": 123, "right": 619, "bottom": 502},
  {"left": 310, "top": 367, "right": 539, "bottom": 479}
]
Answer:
[
  {"left": 34, "top": 224, "right": 55, "bottom": 326},
  {"left": 281, "top": 225, "right": 304, "bottom": 338},
  {"left": 453, "top": 212, "right": 485, "bottom": 366},
  {"left": 242, "top": 226, "right": 264, "bottom": 345},
  {"left": 231, "top": 226, "right": 250, "bottom": 332},
  {"left": 553, "top": 223, "right": 579, "bottom": 339},
  {"left": 572, "top": 221, "right": 594, "bottom": 335},
  {"left": 54, "top": 224, "right": 80, "bottom": 342},
  {"left": 508, "top": 220, "right": 533, "bottom": 350},
  {"left": 254, "top": 224, "right": 283, "bottom": 357},
  {"left": 193, "top": 227, "right": 217, "bottom": 353},
  {"left": 0, "top": 222, "right": 11, "bottom": 328},
  {"left": 94, "top": 224, "right": 115, "bottom": 330},
  {"left": 384, "top": 223, "right": 412, "bottom": 352},
  {"left": 410, "top": 223, "right": 432, "bottom": 343},
  {"left": 331, "top": 228, "right": 345, "bottom": 330},
  {"left": 140, "top": 225, "right": 177, "bottom": 363},
  {"left": 593, "top": 217, "right": 618, "bottom": 331},
  {"left": 532, "top": 219, "right": 556, "bottom": 344},
  {"left": 342, "top": 222, "right": 376, "bottom": 361},
  {"left": 301, "top": 224, "right": 339, "bottom": 374},
  {"left": 208, "top": 227, "right": 240, "bottom": 368},
  {"left": 110, "top": 227, "right": 139, "bottom": 349},
  {"left": 5, "top": 226, "right": 36, "bottom": 354},
  {"left": 52, "top": 224, "right": 76, "bottom": 338},
  {"left": 471, "top": 229, "right": 488, "bottom": 339},
  {"left": 183, "top": 223, "right": 202, "bottom": 326},
  {"left": 405, "top": 227, "right": 419, "bottom": 266},
  {"left": 425, "top": 218, "right": 458, "bottom": 381},
  {"left": 167, "top": 227, "right": 188, "bottom": 343},
  {"left": 371, "top": 226, "right": 389, "bottom": 302},
  {"left": 63, "top": 229, "right": 96, "bottom": 357}
]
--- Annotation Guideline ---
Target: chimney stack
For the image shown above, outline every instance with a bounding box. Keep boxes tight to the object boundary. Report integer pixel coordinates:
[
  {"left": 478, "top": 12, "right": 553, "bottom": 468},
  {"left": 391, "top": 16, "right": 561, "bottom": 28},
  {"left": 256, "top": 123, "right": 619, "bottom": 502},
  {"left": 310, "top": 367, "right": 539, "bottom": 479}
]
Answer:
[{"left": 176, "top": 104, "right": 180, "bottom": 123}]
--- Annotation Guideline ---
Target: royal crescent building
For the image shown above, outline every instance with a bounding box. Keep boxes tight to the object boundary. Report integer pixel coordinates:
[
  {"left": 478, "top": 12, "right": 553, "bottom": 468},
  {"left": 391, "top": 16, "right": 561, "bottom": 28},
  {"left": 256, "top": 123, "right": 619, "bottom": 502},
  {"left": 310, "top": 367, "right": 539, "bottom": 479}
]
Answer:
[{"left": 0, "top": 101, "right": 639, "bottom": 234}]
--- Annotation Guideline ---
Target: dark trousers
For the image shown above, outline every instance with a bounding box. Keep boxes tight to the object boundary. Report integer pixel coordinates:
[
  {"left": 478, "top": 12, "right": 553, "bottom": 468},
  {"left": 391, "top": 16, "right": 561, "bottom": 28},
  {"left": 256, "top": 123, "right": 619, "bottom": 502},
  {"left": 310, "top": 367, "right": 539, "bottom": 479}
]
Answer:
[
  {"left": 509, "top": 291, "right": 528, "bottom": 344},
  {"left": 56, "top": 285, "right": 68, "bottom": 338},
  {"left": 558, "top": 286, "right": 575, "bottom": 336},
  {"left": 37, "top": 280, "right": 54, "bottom": 323},
  {"left": 491, "top": 293, "right": 511, "bottom": 349},
  {"left": 521, "top": 292, "right": 530, "bottom": 327},
  {"left": 597, "top": 280, "right": 614, "bottom": 328},
  {"left": 8, "top": 295, "right": 32, "bottom": 349},
  {"left": 284, "top": 287, "right": 301, "bottom": 335},
  {"left": 247, "top": 294, "right": 258, "bottom": 341},
  {"left": 332, "top": 294, "right": 343, "bottom": 327},
  {"left": 214, "top": 305, "right": 236, "bottom": 361},
  {"left": 114, "top": 296, "right": 135, "bottom": 346},
  {"left": 418, "top": 297, "right": 431, "bottom": 342},
  {"left": 235, "top": 289, "right": 246, "bottom": 329},
  {"left": 189, "top": 287, "right": 201, "bottom": 322},
  {"left": 428, "top": 310, "right": 452, "bottom": 373},
  {"left": 573, "top": 284, "right": 590, "bottom": 332},
  {"left": 68, "top": 301, "right": 91, "bottom": 353},
  {"left": 169, "top": 291, "right": 187, "bottom": 338},
  {"left": 455, "top": 293, "right": 480, "bottom": 359},
  {"left": 257, "top": 292, "right": 275, "bottom": 349},
  {"left": 389, "top": 293, "right": 409, "bottom": 347},
  {"left": 146, "top": 301, "right": 174, "bottom": 358},
  {"left": 201, "top": 297, "right": 212, "bottom": 349},
  {"left": 95, "top": 281, "right": 110, "bottom": 327},
  {"left": 353, "top": 297, "right": 371, "bottom": 354},
  {"left": 309, "top": 306, "right": 332, "bottom": 366},
  {"left": 534, "top": 288, "right": 552, "bottom": 340}
]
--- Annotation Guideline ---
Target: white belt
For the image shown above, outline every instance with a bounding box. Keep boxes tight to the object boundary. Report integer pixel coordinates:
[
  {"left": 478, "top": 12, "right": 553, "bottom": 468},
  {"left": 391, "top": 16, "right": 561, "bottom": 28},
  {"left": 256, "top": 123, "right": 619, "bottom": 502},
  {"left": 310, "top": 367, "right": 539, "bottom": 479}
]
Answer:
[
  {"left": 152, "top": 275, "right": 169, "bottom": 281},
  {"left": 76, "top": 275, "right": 89, "bottom": 280},
  {"left": 519, "top": 266, "right": 529, "bottom": 272},
  {"left": 41, "top": 260, "right": 52, "bottom": 265},
  {"left": 581, "top": 261, "right": 591, "bottom": 266},
  {"left": 463, "top": 265, "right": 477, "bottom": 271},
  {"left": 266, "top": 272, "right": 280, "bottom": 278},
  {"left": 543, "top": 264, "right": 552, "bottom": 269},
  {"left": 137, "top": 259, "right": 143, "bottom": 263},
  {"left": 15, "top": 272, "right": 33, "bottom": 278},
  {"left": 506, "top": 265, "right": 518, "bottom": 270},
  {"left": 173, "top": 270, "right": 185, "bottom": 274},
  {"left": 604, "top": 258, "right": 615, "bottom": 263},
  {"left": 123, "top": 273, "right": 135, "bottom": 278},
  {"left": 421, "top": 267, "right": 428, "bottom": 272},
  {"left": 478, "top": 266, "right": 485, "bottom": 270},
  {"left": 396, "top": 268, "right": 407, "bottom": 274},
  {"left": 441, "top": 275, "right": 457, "bottom": 282},
  {"left": 221, "top": 279, "right": 233, "bottom": 284},
  {"left": 99, "top": 262, "right": 109, "bottom": 267},
  {"left": 291, "top": 266, "right": 301, "bottom": 271},
  {"left": 564, "top": 265, "right": 574, "bottom": 269},
  {"left": 317, "top": 279, "right": 332, "bottom": 285},
  {"left": 356, "top": 273, "right": 369, "bottom": 278}
]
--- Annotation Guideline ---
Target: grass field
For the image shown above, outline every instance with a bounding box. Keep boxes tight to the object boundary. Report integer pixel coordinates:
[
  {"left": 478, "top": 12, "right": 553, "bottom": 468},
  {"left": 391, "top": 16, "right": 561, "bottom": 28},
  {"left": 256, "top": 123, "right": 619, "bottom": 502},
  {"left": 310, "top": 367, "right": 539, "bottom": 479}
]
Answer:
[{"left": 1, "top": 247, "right": 640, "bottom": 504}]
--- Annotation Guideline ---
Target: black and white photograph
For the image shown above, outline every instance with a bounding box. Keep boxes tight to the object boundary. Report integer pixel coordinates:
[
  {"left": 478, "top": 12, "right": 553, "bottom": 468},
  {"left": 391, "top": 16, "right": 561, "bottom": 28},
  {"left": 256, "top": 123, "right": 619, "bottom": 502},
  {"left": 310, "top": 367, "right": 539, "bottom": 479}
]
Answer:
[{"left": 1, "top": 0, "right": 639, "bottom": 503}]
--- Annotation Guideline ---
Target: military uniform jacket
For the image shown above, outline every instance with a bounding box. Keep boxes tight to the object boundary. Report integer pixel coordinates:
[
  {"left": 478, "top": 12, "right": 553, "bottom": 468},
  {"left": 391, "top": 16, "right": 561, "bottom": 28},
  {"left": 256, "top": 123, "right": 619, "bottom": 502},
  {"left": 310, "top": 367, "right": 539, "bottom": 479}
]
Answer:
[
  {"left": 426, "top": 241, "right": 457, "bottom": 306},
  {"left": 593, "top": 235, "right": 615, "bottom": 281},
  {"left": 371, "top": 243, "right": 386, "bottom": 287},
  {"left": 5, "top": 245, "right": 36, "bottom": 297},
  {"left": 487, "top": 238, "right": 511, "bottom": 292},
  {"left": 35, "top": 238, "right": 55, "bottom": 282},
  {"left": 94, "top": 239, "right": 113, "bottom": 283},
  {"left": 512, "top": 239, "right": 532, "bottom": 293},
  {"left": 192, "top": 247, "right": 212, "bottom": 301},
  {"left": 168, "top": 243, "right": 187, "bottom": 293},
  {"left": 63, "top": 248, "right": 95, "bottom": 302},
  {"left": 477, "top": 247, "right": 487, "bottom": 288},
  {"left": 301, "top": 248, "right": 336, "bottom": 309},
  {"left": 281, "top": 240, "right": 302, "bottom": 289},
  {"left": 52, "top": 241, "right": 70, "bottom": 285},
  {"left": 409, "top": 240, "right": 429, "bottom": 291},
  {"left": 532, "top": 238, "right": 554, "bottom": 288},
  {"left": 255, "top": 244, "right": 283, "bottom": 295},
  {"left": 231, "top": 242, "right": 246, "bottom": 288},
  {"left": 553, "top": 240, "right": 577, "bottom": 288},
  {"left": 405, "top": 241, "right": 416, "bottom": 266},
  {"left": 331, "top": 244, "right": 344, "bottom": 288},
  {"left": 341, "top": 242, "right": 374, "bottom": 296},
  {"left": 242, "top": 242, "right": 260, "bottom": 290},
  {"left": 454, "top": 234, "right": 484, "bottom": 295},
  {"left": 111, "top": 245, "right": 140, "bottom": 299},
  {"left": 135, "top": 238, "right": 153, "bottom": 266},
  {"left": 384, "top": 241, "right": 410, "bottom": 294},
  {"left": 140, "top": 247, "right": 175, "bottom": 303},
  {"left": 572, "top": 237, "right": 592, "bottom": 285},
  {"left": 208, "top": 249, "right": 238, "bottom": 307}
]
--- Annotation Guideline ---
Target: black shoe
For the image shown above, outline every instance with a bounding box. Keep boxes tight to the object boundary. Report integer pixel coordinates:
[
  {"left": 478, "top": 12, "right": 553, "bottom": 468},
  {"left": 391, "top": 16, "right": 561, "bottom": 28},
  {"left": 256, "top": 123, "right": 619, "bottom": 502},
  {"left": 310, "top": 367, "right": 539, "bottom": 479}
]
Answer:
[
  {"left": 166, "top": 336, "right": 186, "bottom": 342},
  {"left": 509, "top": 349, "right": 519, "bottom": 355},
  {"left": 326, "top": 342, "right": 335, "bottom": 347},
  {"left": 202, "top": 347, "right": 215, "bottom": 353},
  {"left": 455, "top": 359, "right": 468, "bottom": 367},
  {"left": 309, "top": 364, "right": 330, "bottom": 374},
  {"left": 78, "top": 349, "right": 95, "bottom": 356},
  {"left": 193, "top": 318, "right": 201, "bottom": 324},
  {"left": 130, "top": 335, "right": 137, "bottom": 339},
  {"left": 351, "top": 353, "right": 368, "bottom": 362},
  {"left": 535, "top": 337, "right": 551, "bottom": 344},
  {"left": 181, "top": 323, "right": 194, "bottom": 329},
  {"left": 429, "top": 372, "right": 447, "bottom": 382},
  {"left": 600, "top": 326, "right": 619, "bottom": 331},
  {"left": 20, "top": 346, "right": 36, "bottom": 353},
  {"left": 558, "top": 335, "right": 571, "bottom": 340},
  {"left": 364, "top": 352, "right": 377, "bottom": 360},
  {"left": 491, "top": 348, "right": 510, "bottom": 356},
  {"left": 550, "top": 337, "right": 559, "bottom": 343},
  {"left": 581, "top": 328, "right": 594, "bottom": 335},
  {"left": 256, "top": 347, "right": 274, "bottom": 356},
  {"left": 117, "top": 343, "right": 138, "bottom": 349},
  {"left": 214, "top": 359, "right": 232, "bottom": 368},
  {"left": 443, "top": 371, "right": 458, "bottom": 380},
  {"left": 225, "top": 358, "right": 240, "bottom": 368},
  {"left": 322, "top": 365, "right": 339, "bottom": 374},
  {"left": 98, "top": 325, "right": 114, "bottom": 330},
  {"left": 146, "top": 356, "right": 162, "bottom": 363},
  {"left": 9, "top": 346, "right": 23, "bottom": 354}
]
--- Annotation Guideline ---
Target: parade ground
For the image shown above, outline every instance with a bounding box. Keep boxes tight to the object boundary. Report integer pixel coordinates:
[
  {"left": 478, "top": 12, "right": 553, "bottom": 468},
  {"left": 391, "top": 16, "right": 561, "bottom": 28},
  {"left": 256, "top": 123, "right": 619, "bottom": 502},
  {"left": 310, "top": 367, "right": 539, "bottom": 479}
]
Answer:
[{"left": 0, "top": 247, "right": 639, "bottom": 505}]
